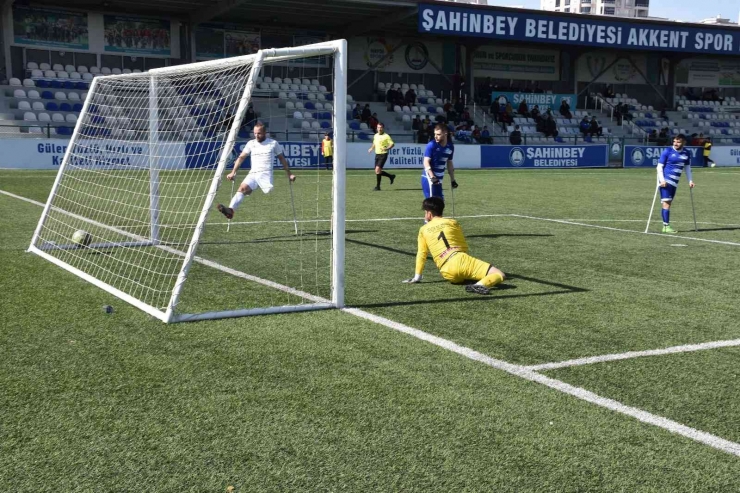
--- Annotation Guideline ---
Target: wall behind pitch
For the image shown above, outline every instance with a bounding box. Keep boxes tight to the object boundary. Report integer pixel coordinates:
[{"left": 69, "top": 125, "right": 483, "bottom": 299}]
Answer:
[
  {"left": 705, "top": 146, "right": 740, "bottom": 167},
  {"left": 623, "top": 146, "right": 703, "bottom": 167},
  {"left": 346, "top": 143, "right": 480, "bottom": 169}
]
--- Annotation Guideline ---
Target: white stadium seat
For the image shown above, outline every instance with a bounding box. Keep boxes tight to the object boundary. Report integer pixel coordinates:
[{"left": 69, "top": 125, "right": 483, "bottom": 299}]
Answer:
[
  {"left": 38, "top": 112, "right": 51, "bottom": 122},
  {"left": 32, "top": 102, "right": 45, "bottom": 110},
  {"left": 122, "top": 68, "right": 132, "bottom": 74},
  {"left": 27, "top": 62, "right": 39, "bottom": 70},
  {"left": 68, "top": 92, "right": 81, "bottom": 101},
  {"left": 303, "top": 111, "right": 313, "bottom": 120},
  {"left": 44, "top": 70, "right": 56, "bottom": 78},
  {"left": 65, "top": 65, "right": 76, "bottom": 73},
  {"left": 9, "top": 78, "right": 21, "bottom": 86},
  {"left": 70, "top": 72, "right": 82, "bottom": 80},
  {"left": 52, "top": 64, "right": 64, "bottom": 72},
  {"left": 293, "top": 111, "right": 303, "bottom": 119},
  {"left": 55, "top": 92, "right": 68, "bottom": 101},
  {"left": 24, "top": 112, "right": 37, "bottom": 121},
  {"left": 52, "top": 113, "right": 65, "bottom": 123},
  {"left": 286, "top": 101, "right": 295, "bottom": 110},
  {"left": 18, "top": 101, "right": 31, "bottom": 110},
  {"left": 83, "top": 73, "right": 94, "bottom": 81},
  {"left": 57, "top": 71, "right": 69, "bottom": 79},
  {"left": 39, "top": 63, "right": 51, "bottom": 70},
  {"left": 13, "top": 89, "right": 26, "bottom": 98},
  {"left": 89, "top": 66, "right": 100, "bottom": 74},
  {"left": 101, "top": 67, "right": 112, "bottom": 75},
  {"left": 31, "top": 69, "right": 43, "bottom": 78},
  {"left": 77, "top": 66, "right": 88, "bottom": 73}
]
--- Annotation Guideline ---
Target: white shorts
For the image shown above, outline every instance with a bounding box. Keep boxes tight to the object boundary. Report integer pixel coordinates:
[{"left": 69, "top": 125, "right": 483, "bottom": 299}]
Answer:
[{"left": 242, "top": 172, "right": 274, "bottom": 194}]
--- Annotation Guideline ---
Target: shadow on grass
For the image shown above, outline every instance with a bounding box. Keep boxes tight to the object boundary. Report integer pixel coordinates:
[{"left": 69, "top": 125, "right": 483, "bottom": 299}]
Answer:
[
  {"left": 468, "top": 233, "right": 554, "bottom": 239},
  {"left": 199, "top": 229, "right": 377, "bottom": 245}
]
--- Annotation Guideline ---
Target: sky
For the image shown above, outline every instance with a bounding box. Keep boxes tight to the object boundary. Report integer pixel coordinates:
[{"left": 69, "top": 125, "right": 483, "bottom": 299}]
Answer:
[{"left": 485, "top": 0, "right": 739, "bottom": 23}]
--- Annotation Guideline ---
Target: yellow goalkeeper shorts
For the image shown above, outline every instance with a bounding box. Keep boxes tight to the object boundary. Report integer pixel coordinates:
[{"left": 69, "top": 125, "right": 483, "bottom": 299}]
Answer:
[{"left": 439, "top": 252, "right": 491, "bottom": 284}]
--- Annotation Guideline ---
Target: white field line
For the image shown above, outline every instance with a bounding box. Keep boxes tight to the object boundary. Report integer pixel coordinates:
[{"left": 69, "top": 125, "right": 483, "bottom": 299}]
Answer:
[
  {"left": 210, "top": 213, "right": 512, "bottom": 227},
  {"left": 510, "top": 214, "right": 740, "bottom": 247},
  {"left": 6, "top": 188, "right": 740, "bottom": 458},
  {"left": 562, "top": 219, "right": 740, "bottom": 227},
  {"left": 527, "top": 339, "right": 740, "bottom": 371}
]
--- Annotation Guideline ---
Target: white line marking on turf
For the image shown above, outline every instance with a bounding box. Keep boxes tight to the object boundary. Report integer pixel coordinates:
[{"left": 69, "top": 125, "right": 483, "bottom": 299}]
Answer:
[
  {"left": 510, "top": 214, "right": 740, "bottom": 247},
  {"left": 526, "top": 339, "right": 740, "bottom": 371},
  {"left": 211, "top": 213, "right": 511, "bottom": 227},
  {"left": 6, "top": 188, "right": 740, "bottom": 458}
]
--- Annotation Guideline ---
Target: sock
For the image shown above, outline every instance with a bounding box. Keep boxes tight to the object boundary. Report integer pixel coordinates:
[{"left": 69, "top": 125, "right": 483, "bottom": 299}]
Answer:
[
  {"left": 381, "top": 171, "right": 392, "bottom": 179},
  {"left": 661, "top": 208, "right": 669, "bottom": 225},
  {"left": 479, "top": 272, "right": 504, "bottom": 289},
  {"left": 376, "top": 174, "right": 382, "bottom": 187},
  {"left": 229, "top": 191, "right": 245, "bottom": 210}
]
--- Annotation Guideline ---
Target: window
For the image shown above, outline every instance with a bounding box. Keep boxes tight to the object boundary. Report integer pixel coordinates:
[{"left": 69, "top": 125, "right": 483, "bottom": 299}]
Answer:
[
  {"left": 581, "top": 6, "right": 591, "bottom": 12},
  {"left": 581, "top": 0, "right": 591, "bottom": 4},
  {"left": 555, "top": 0, "right": 560, "bottom": 6},
  {"left": 635, "top": 0, "right": 649, "bottom": 6},
  {"left": 603, "top": 6, "right": 615, "bottom": 14},
  {"left": 636, "top": 9, "right": 648, "bottom": 16},
  {"left": 565, "top": 0, "right": 570, "bottom": 5},
  {"left": 564, "top": 7, "right": 569, "bottom": 11}
]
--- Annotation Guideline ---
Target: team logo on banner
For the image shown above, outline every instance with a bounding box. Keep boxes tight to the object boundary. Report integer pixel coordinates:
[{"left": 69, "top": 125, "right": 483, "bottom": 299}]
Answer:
[
  {"left": 405, "top": 42, "right": 429, "bottom": 71},
  {"left": 610, "top": 142, "right": 622, "bottom": 157},
  {"left": 364, "top": 37, "right": 394, "bottom": 69},
  {"left": 509, "top": 147, "right": 525, "bottom": 167},
  {"left": 631, "top": 147, "right": 645, "bottom": 166}
]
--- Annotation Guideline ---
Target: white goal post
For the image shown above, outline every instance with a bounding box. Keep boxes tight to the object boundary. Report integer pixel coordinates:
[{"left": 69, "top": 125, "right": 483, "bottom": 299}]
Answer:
[{"left": 28, "top": 39, "right": 347, "bottom": 323}]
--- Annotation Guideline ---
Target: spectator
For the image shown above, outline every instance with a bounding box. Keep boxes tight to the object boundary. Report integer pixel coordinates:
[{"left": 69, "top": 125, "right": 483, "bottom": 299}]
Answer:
[
  {"left": 657, "top": 127, "right": 669, "bottom": 146},
  {"left": 589, "top": 117, "right": 603, "bottom": 137},
  {"left": 603, "top": 84, "right": 615, "bottom": 98},
  {"left": 690, "top": 133, "right": 701, "bottom": 146},
  {"left": 361, "top": 104, "right": 372, "bottom": 123},
  {"left": 509, "top": 125, "right": 522, "bottom": 145},
  {"left": 352, "top": 103, "right": 362, "bottom": 120},
  {"left": 472, "top": 125, "right": 481, "bottom": 143},
  {"left": 443, "top": 99, "right": 452, "bottom": 113},
  {"left": 385, "top": 87, "right": 396, "bottom": 110},
  {"left": 422, "top": 116, "right": 431, "bottom": 128},
  {"left": 500, "top": 102, "right": 514, "bottom": 132},
  {"left": 518, "top": 99, "right": 529, "bottom": 118},
  {"left": 579, "top": 116, "right": 591, "bottom": 136},
  {"left": 460, "top": 107, "right": 472, "bottom": 126},
  {"left": 405, "top": 88, "right": 416, "bottom": 105},
  {"left": 369, "top": 113, "right": 380, "bottom": 132},
  {"left": 544, "top": 114, "right": 558, "bottom": 138},
  {"left": 412, "top": 115, "right": 421, "bottom": 131},
  {"left": 447, "top": 106, "right": 457, "bottom": 125},
  {"left": 454, "top": 98, "right": 465, "bottom": 115},
  {"left": 559, "top": 100, "right": 572, "bottom": 119},
  {"left": 648, "top": 129, "right": 658, "bottom": 143},
  {"left": 531, "top": 105, "right": 541, "bottom": 123},
  {"left": 435, "top": 113, "right": 446, "bottom": 124},
  {"left": 490, "top": 100, "right": 499, "bottom": 123},
  {"left": 417, "top": 125, "right": 429, "bottom": 143},
  {"left": 480, "top": 126, "right": 492, "bottom": 144},
  {"left": 660, "top": 106, "right": 668, "bottom": 120},
  {"left": 455, "top": 124, "right": 472, "bottom": 143},
  {"left": 244, "top": 104, "right": 256, "bottom": 126},
  {"left": 321, "top": 133, "right": 333, "bottom": 170}
]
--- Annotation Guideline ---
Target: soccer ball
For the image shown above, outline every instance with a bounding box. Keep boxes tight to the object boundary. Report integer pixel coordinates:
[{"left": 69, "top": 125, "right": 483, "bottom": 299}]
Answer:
[{"left": 72, "top": 230, "right": 92, "bottom": 248}]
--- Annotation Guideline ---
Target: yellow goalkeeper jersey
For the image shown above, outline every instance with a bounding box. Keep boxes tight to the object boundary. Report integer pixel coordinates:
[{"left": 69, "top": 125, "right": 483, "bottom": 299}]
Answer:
[
  {"left": 373, "top": 133, "right": 394, "bottom": 154},
  {"left": 415, "top": 217, "right": 469, "bottom": 275}
]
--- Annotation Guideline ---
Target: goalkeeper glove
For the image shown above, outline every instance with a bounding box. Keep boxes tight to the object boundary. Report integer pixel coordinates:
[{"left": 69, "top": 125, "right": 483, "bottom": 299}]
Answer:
[
  {"left": 451, "top": 180, "right": 459, "bottom": 189},
  {"left": 402, "top": 274, "right": 423, "bottom": 284}
]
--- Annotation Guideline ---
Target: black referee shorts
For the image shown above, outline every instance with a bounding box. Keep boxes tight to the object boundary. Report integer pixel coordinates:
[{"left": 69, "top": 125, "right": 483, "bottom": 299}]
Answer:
[{"left": 374, "top": 153, "right": 388, "bottom": 168}]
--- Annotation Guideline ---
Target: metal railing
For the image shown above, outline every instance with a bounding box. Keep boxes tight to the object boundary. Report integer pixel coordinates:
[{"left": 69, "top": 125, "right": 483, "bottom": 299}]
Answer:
[{"left": 0, "top": 123, "right": 64, "bottom": 138}]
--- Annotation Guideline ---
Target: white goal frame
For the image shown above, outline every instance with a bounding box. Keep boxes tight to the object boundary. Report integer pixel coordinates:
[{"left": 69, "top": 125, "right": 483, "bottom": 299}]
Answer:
[{"left": 27, "top": 39, "right": 347, "bottom": 323}]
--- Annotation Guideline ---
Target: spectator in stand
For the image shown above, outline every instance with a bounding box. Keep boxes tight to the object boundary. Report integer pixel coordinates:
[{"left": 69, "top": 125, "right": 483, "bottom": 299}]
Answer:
[
  {"left": 657, "top": 127, "right": 669, "bottom": 146},
  {"left": 648, "top": 130, "right": 658, "bottom": 143},
  {"left": 361, "top": 104, "right": 372, "bottom": 123},
  {"left": 417, "top": 125, "right": 429, "bottom": 144},
  {"left": 405, "top": 88, "right": 416, "bottom": 106},
  {"left": 412, "top": 115, "right": 421, "bottom": 131},
  {"left": 472, "top": 125, "right": 482, "bottom": 143},
  {"left": 579, "top": 115, "right": 591, "bottom": 136},
  {"left": 353, "top": 104, "right": 362, "bottom": 120},
  {"left": 435, "top": 113, "right": 446, "bottom": 124},
  {"left": 690, "top": 133, "right": 701, "bottom": 146},
  {"left": 443, "top": 99, "right": 452, "bottom": 113},
  {"left": 544, "top": 114, "right": 558, "bottom": 138},
  {"left": 385, "top": 87, "right": 396, "bottom": 111},
  {"left": 460, "top": 107, "right": 472, "bottom": 126},
  {"left": 369, "top": 113, "right": 380, "bottom": 132},
  {"left": 615, "top": 103, "right": 624, "bottom": 125},
  {"left": 454, "top": 98, "right": 465, "bottom": 116},
  {"left": 244, "top": 104, "right": 256, "bottom": 126},
  {"left": 531, "top": 105, "right": 541, "bottom": 123},
  {"left": 490, "top": 99, "right": 500, "bottom": 124},
  {"left": 589, "top": 117, "right": 602, "bottom": 137},
  {"left": 422, "top": 116, "right": 431, "bottom": 128},
  {"left": 517, "top": 99, "right": 529, "bottom": 118},
  {"left": 559, "top": 99, "right": 572, "bottom": 119},
  {"left": 480, "top": 126, "right": 492, "bottom": 144},
  {"left": 500, "top": 103, "right": 514, "bottom": 132},
  {"left": 446, "top": 106, "right": 457, "bottom": 125},
  {"left": 455, "top": 124, "right": 472, "bottom": 143},
  {"left": 603, "top": 84, "right": 615, "bottom": 98},
  {"left": 509, "top": 124, "right": 522, "bottom": 145},
  {"left": 660, "top": 106, "right": 668, "bottom": 120}
]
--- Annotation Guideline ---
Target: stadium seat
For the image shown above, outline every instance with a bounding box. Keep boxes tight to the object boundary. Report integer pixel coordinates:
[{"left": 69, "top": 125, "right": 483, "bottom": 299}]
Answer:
[
  {"left": 263, "top": 77, "right": 273, "bottom": 84},
  {"left": 76, "top": 82, "right": 88, "bottom": 90},
  {"left": 18, "top": 101, "right": 31, "bottom": 110},
  {"left": 68, "top": 92, "right": 80, "bottom": 101},
  {"left": 23, "top": 112, "right": 37, "bottom": 121},
  {"left": 101, "top": 67, "right": 112, "bottom": 75},
  {"left": 38, "top": 112, "right": 51, "bottom": 122},
  {"left": 122, "top": 68, "right": 132, "bottom": 74},
  {"left": 13, "top": 89, "right": 26, "bottom": 98},
  {"left": 56, "top": 127, "right": 72, "bottom": 136},
  {"left": 70, "top": 72, "right": 82, "bottom": 80},
  {"left": 60, "top": 103, "right": 72, "bottom": 112},
  {"left": 89, "top": 66, "right": 100, "bottom": 74},
  {"left": 63, "top": 81, "right": 75, "bottom": 89},
  {"left": 311, "top": 121, "right": 321, "bottom": 130},
  {"left": 293, "top": 111, "right": 303, "bottom": 120},
  {"left": 22, "top": 79, "right": 36, "bottom": 88},
  {"left": 52, "top": 113, "right": 65, "bottom": 123},
  {"left": 133, "top": 69, "right": 142, "bottom": 74},
  {"left": 32, "top": 102, "right": 44, "bottom": 111},
  {"left": 46, "top": 102, "right": 59, "bottom": 111},
  {"left": 77, "top": 66, "right": 88, "bottom": 73},
  {"left": 27, "top": 62, "right": 39, "bottom": 70},
  {"left": 10, "top": 78, "right": 21, "bottom": 86},
  {"left": 314, "top": 102, "right": 324, "bottom": 111},
  {"left": 303, "top": 111, "right": 313, "bottom": 120},
  {"left": 39, "top": 63, "right": 51, "bottom": 71},
  {"left": 44, "top": 70, "right": 56, "bottom": 78},
  {"left": 285, "top": 101, "right": 295, "bottom": 110},
  {"left": 50, "top": 80, "right": 62, "bottom": 89},
  {"left": 54, "top": 92, "right": 67, "bottom": 101},
  {"left": 295, "top": 102, "right": 305, "bottom": 110},
  {"left": 30, "top": 69, "right": 43, "bottom": 79}
]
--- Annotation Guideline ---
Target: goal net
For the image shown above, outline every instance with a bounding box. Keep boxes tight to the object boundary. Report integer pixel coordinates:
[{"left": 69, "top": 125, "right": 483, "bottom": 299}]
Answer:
[{"left": 28, "top": 40, "right": 347, "bottom": 323}]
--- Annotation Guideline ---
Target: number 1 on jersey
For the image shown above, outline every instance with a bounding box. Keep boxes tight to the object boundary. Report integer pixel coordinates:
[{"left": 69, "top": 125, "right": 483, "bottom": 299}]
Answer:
[{"left": 437, "top": 231, "right": 450, "bottom": 249}]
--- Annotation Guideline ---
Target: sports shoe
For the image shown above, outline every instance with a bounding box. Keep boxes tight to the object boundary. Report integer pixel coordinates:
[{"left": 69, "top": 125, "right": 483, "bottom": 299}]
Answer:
[
  {"left": 373, "top": 186, "right": 381, "bottom": 191},
  {"left": 662, "top": 224, "right": 677, "bottom": 234},
  {"left": 465, "top": 284, "right": 490, "bottom": 295},
  {"left": 390, "top": 174, "right": 396, "bottom": 185},
  {"left": 217, "top": 204, "right": 234, "bottom": 220}
]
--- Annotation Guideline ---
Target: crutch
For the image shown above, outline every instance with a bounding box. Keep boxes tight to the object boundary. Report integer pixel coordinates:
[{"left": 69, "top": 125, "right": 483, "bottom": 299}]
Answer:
[
  {"left": 288, "top": 178, "right": 299, "bottom": 235},
  {"left": 689, "top": 185, "right": 698, "bottom": 232},
  {"left": 227, "top": 178, "right": 235, "bottom": 233},
  {"left": 644, "top": 184, "right": 659, "bottom": 233},
  {"left": 450, "top": 181, "right": 456, "bottom": 218}
]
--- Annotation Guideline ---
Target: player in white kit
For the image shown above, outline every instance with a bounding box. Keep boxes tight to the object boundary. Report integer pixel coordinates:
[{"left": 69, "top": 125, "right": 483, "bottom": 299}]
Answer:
[{"left": 217, "top": 122, "right": 295, "bottom": 219}]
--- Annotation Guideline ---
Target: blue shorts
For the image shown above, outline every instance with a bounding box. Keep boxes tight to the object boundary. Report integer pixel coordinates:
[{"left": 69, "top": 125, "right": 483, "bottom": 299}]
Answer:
[
  {"left": 660, "top": 184, "right": 677, "bottom": 202},
  {"left": 421, "top": 175, "right": 444, "bottom": 199}
]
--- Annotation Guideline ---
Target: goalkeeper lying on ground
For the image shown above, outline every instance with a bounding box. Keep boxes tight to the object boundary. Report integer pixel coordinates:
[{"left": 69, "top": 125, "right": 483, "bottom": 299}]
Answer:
[{"left": 402, "top": 197, "right": 505, "bottom": 295}]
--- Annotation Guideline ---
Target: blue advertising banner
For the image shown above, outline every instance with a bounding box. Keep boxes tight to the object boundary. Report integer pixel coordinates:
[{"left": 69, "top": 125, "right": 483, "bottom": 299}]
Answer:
[
  {"left": 623, "top": 146, "right": 703, "bottom": 167},
  {"left": 418, "top": 3, "right": 740, "bottom": 55},
  {"left": 491, "top": 91, "right": 575, "bottom": 111},
  {"left": 481, "top": 145, "right": 609, "bottom": 168}
]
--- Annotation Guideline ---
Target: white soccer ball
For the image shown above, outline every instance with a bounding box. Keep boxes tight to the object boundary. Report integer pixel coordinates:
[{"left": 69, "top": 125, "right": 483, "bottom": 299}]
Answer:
[{"left": 72, "top": 230, "right": 92, "bottom": 247}]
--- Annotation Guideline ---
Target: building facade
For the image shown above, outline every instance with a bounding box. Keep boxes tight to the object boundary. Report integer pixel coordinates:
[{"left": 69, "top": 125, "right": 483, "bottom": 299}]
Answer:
[{"left": 540, "top": 0, "right": 649, "bottom": 18}]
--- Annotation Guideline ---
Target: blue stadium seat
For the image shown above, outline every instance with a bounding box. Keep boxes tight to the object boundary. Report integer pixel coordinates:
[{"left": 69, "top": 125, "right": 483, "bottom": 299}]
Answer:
[
  {"left": 427, "top": 106, "right": 436, "bottom": 113},
  {"left": 63, "top": 81, "right": 75, "bottom": 89},
  {"left": 50, "top": 80, "right": 62, "bottom": 89},
  {"left": 75, "top": 82, "right": 88, "bottom": 90},
  {"left": 304, "top": 102, "right": 315, "bottom": 110},
  {"left": 321, "top": 112, "right": 331, "bottom": 120},
  {"left": 60, "top": 103, "right": 72, "bottom": 112},
  {"left": 56, "top": 127, "right": 72, "bottom": 136},
  {"left": 46, "top": 102, "right": 59, "bottom": 111},
  {"left": 584, "top": 136, "right": 592, "bottom": 143},
  {"left": 349, "top": 122, "right": 360, "bottom": 130},
  {"left": 73, "top": 103, "right": 83, "bottom": 112},
  {"left": 41, "top": 91, "right": 54, "bottom": 100},
  {"left": 36, "top": 80, "right": 49, "bottom": 88},
  {"left": 88, "top": 104, "right": 98, "bottom": 114},
  {"left": 90, "top": 115, "right": 105, "bottom": 125},
  {"left": 358, "top": 132, "right": 371, "bottom": 141},
  {"left": 190, "top": 107, "right": 202, "bottom": 116},
  {"left": 238, "top": 128, "right": 250, "bottom": 138},
  {"left": 320, "top": 121, "right": 330, "bottom": 129}
]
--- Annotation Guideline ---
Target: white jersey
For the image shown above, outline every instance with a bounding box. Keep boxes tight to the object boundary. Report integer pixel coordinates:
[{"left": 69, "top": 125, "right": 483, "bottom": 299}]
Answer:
[{"left": 241, "top": 138, "right": 284, "bottom": 174}]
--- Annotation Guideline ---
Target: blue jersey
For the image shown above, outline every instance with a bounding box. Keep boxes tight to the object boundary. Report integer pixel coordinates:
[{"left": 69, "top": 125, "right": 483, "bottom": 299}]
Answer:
[
  {"left": 423, "top": 140, "right": 454, "bottom": 180},
  {"left": 658, "top": 147, "right": 691, "bottom": 187}
]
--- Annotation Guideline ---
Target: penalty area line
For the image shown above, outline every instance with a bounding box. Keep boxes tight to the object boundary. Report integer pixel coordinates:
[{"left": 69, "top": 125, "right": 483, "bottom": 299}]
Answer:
[
  {"left": 526, "top": 338, "right": 740, "bottom": 371},
  {"left": 5, "top": 188, "right": 740, "bottom": 458}
]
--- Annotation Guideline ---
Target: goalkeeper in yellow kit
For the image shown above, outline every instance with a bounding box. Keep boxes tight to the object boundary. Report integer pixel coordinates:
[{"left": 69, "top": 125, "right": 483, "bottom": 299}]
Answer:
[{"left": 402, "top": 197, "right": 505, "bottom": 294}]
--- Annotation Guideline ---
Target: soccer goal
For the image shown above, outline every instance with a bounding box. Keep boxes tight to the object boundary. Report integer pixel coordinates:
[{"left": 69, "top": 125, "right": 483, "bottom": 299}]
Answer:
[{"left": 28, "top": 40, "right": 347, "bottom": 323}]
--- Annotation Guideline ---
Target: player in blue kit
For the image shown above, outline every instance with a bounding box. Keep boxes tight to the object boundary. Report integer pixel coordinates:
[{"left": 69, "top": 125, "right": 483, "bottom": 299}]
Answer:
[
  {"left": 422, "top": 124, "right": 458, "bottom": 199},
  {"left": 657, "top": 134, "right": 694, "bottom": 234}
]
